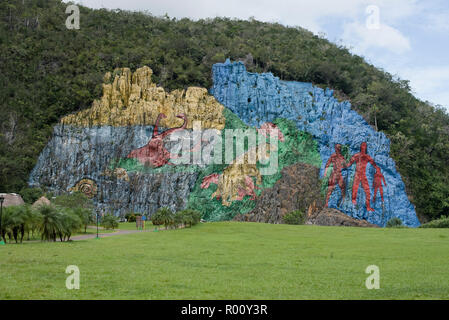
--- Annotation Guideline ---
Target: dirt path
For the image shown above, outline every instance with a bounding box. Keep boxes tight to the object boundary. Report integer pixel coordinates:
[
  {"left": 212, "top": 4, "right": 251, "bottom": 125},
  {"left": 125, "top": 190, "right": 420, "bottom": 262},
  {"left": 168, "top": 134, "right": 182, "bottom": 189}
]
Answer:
[
  {"left": 71, "top": 226, "right": 168, "bottom": 240},
  {"left": 8, "top": 225, "right": 186, "bottom": 243}
]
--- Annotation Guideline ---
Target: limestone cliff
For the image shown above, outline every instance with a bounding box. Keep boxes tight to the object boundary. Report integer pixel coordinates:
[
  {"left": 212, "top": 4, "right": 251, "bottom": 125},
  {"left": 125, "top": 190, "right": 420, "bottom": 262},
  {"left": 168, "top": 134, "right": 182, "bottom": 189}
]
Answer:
[
  {"left": 29, "top": 66, "right": 228, "bottom": 216},
  {"left": 233, "top": 163, "right": 324, "bottom": 223},
  {"left": 29, "top": 62, "right": 421, "bottom": 227},
  {"left": 211, "top": 60, "right": 420, "bottom": 227},
  {"left": 61, "top": 66, "right": 226, "bottom": 130}
]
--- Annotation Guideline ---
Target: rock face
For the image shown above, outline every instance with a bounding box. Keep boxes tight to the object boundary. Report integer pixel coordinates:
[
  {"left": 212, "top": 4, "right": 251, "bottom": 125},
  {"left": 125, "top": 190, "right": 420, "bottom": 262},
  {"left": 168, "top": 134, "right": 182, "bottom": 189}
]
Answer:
[
  {"left": 29, "top": 66, "right": 223, "bottom": 216},
  {"left": 61, "top": 66, "right": 226, "bottom": 130},
  {"left": 234, "top": 163, "right": 323, "bottom": 223},
  {"left": 29, "top": 124, "right": 198, "bottom": 215},
  {"left": 307, "top": 208, "right": 378, "bottom": 228},
  {"left": 29, "top": 62, "right": 420, "bottom": 227},
  {"left": 211, "top": 60, "right": 420, "bottom": 227}
]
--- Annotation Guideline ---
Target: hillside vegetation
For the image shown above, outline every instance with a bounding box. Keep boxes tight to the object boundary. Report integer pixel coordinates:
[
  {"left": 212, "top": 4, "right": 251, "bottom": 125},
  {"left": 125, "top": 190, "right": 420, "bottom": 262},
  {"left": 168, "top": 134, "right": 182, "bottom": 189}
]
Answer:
[{"left": 1, "top": 0, "right": 448, "bottom": 220}]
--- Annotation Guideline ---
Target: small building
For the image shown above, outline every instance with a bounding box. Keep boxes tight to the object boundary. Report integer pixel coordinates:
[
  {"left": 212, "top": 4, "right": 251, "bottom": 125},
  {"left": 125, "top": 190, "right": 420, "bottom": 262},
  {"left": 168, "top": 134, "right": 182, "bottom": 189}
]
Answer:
[
  {"left": 32, "top": 196, "right": 51, "bottom": 209},
  {"left": 0, "top": 193, "right": 25, "bottom": 207}
]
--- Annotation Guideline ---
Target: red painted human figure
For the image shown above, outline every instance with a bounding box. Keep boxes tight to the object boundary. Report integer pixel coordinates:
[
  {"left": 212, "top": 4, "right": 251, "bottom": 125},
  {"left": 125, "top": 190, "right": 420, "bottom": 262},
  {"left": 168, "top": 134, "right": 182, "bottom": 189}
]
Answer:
[
  {"left": 347, "top": 142, "right": 377, "bottom": 212},
  {"left": 373, "top": 165, "right": 387, "bottom": 203},
  {"left": 324, "top": 144, "right": 347, "bottom": 207}
]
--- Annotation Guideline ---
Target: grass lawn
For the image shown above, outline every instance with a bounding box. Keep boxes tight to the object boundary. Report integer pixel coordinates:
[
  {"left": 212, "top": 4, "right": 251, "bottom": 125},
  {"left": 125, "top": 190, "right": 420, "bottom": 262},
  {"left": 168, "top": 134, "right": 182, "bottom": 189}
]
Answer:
[{"left": 1, "top": 222, "right": 448, "bottom": 299}]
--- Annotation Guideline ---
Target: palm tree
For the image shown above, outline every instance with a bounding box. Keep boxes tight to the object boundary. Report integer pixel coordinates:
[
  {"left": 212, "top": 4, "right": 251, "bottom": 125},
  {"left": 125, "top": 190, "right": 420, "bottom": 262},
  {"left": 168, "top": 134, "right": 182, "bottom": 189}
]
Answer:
[
  {"left": 1, "top": 206, "right": 26, "bottom": 243},
  {"left": 154, "top": 207, "right": 174, "bottom": 229},
  {"left": 60, "top": 209, "right": 82, "bottom": 241},
  {"left": 38, "top": 205, "right": 62, "bottom": 242},
  {"left": 26, "top": 209, "right": 42, "bottom": 240},
  {"left": 174, "top": 211, "right": 184, "bottom": 228},
  {"left": 18, "top": 205, "right": 42, "bottom": 241},
  {"left": 72, "top": 207, "right": 94, "bottom": 233},
  {"left": 179, "top": 209, "right": 201, "bottom": 227}
]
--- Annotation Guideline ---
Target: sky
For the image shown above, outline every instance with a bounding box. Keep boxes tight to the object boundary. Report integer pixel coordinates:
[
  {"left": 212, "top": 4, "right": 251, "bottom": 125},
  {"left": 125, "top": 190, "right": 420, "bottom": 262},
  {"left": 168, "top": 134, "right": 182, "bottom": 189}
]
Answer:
[{"left": 65, "top": 0, "right": 449, "bottom": 111}]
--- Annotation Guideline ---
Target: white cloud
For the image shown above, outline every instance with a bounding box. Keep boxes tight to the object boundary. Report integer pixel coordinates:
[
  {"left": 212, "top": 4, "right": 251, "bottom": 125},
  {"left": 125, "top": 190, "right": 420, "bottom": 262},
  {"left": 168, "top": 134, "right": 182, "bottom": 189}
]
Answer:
[
  {"left": 68, "top": 0, "right": 414, "bottom": 33},
  {"left": 422, "top": 12, "right": 449, "bottom": 32},
  {"left": 342, "top": 21, "right": 411, "bottom": 55},
  {"left": 401, "top": 66, "right": 449, "bottom": 109}
]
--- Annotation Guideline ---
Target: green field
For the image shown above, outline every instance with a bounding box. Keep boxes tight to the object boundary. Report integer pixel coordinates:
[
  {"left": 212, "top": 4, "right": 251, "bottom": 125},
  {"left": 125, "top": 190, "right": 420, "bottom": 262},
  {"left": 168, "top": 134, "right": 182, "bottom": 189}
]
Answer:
[{"left": 1, "top": 222, "right": 448, "bottom": 299}]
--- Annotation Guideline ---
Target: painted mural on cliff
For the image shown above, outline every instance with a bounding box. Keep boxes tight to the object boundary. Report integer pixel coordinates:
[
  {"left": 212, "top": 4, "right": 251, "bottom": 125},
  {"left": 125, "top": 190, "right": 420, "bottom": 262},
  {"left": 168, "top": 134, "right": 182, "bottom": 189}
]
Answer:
[{"left": 29, "top": 61, "right": 420, "bottom": 227}]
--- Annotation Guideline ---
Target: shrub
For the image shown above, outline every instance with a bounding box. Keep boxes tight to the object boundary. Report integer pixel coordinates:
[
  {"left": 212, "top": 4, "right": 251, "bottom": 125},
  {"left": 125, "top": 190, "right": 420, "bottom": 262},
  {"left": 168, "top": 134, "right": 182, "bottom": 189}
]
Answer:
[
  {"left": 53, "top": 192, "right": 93, "bottom": 210},
  {"left": 386, "top": 217, "right": 403, "bottom": 228},
  {"left": 72, "top": 207, "right": 94, "bottom": 233},
  {"left": 173, "top": 209, "right": 199, "bottom": 228},
  {"left": 283, "top": 210, "right": 305, "bottom": 225},
  {"left": 185, "top": 209, "right": 202, "bottom": 226},
  {"left": 37, "top": 205, "right": 83, "bottom": 241},
  {"left": 420, "top": 216, "right": 449, "bottom": 228},
  {"left": 151, "top": 210, "right": 163, "bottom": 226},
  {"left": 59, "top": 209, "right": 82, "bottom": 241},
  {"left": 101, "top": 214, "right": 119, "bottom": 230},
  {"left": 125, "top": 212, "right": 137, "bottom": 222},
  {"left": 152, "top": 208, "right": 174, "bottom": 229},
  {"left": 19, "top": 187, "right": 43, "bottom": 204},
  {"left": 126, "top": 212, "right": 142, "bottom": 222},
  {"left": 174, "top": 211, "right": 185, "bottom": 228}
]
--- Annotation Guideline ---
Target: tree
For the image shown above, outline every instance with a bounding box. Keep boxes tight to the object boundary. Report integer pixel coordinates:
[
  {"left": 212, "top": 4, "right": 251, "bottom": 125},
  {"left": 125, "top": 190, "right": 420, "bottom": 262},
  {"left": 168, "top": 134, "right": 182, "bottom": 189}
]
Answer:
[
  {"left": 72, "top": 207, "right": 94, "bottom": 233},
  {"left": 153, "top": 207, "right": 174, "bottom": 229},
  {"left": 174, "top": 211, "right": 185, "bottom": 228},
  {"left": 25, "top": 208, "right": 42, "bottom": 240},
  {"left": 19, "top": 187, "right": 43, "bottom": 204},
  {"left": 53, "top": 192, "right": 93, "bottom": 210},
  {"left": 180, "top": 209, "right": 202, "bottom": 227},
  {"left": 282, "top": 210, "right": 305, "bottom": 225},
  {"left": 59, "top": 209, "right": 82, "bottom": 241},
  {"left": 38, "top": 205, "right": 62, "bottom": 242},
  {"left": 101, "top": 214, "right": 119, "bottom": 230},
  {"left": 1, "top": 205, "right": 26, "bottom": 243}
]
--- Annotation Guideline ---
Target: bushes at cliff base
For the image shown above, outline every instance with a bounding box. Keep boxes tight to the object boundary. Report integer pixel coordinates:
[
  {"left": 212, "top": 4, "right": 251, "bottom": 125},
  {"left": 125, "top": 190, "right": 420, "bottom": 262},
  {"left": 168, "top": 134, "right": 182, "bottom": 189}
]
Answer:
[
  {"left": 420, "top": 216, "right": 449, "bottom": 228},
  {"left": 386, "top": 217, "right": 404, "bottom": 228},
  {"left": 282, "top": 210, "right": 306, "bottom": 225}
]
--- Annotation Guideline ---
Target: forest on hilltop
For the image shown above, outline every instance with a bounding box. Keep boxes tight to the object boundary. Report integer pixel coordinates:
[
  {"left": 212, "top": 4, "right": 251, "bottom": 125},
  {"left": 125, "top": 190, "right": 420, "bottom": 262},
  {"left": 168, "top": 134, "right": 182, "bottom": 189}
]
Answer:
[{"left": 1, "top": 0, "right": 448, "bottom": 221}]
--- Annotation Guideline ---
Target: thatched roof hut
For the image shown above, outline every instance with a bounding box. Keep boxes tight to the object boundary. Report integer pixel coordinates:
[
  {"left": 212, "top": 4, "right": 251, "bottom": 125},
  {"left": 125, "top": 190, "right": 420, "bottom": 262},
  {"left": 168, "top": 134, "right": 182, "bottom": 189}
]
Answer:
[
  {"left": 32, "top": 196, "right": 51, "bottom": 209},
  {"left": 0, "top": 193, "right": 25, "bottom": 207}
]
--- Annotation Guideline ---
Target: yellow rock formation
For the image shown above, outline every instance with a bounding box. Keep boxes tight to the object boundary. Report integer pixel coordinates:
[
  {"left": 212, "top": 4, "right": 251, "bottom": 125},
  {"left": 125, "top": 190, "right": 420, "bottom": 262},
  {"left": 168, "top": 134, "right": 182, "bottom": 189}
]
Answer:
[
  {"left": 61, "top": 66, "right": 226, "bottom": 130},
  {"left": 212, "top": 144, "right": 277, "bottom": 206}
]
